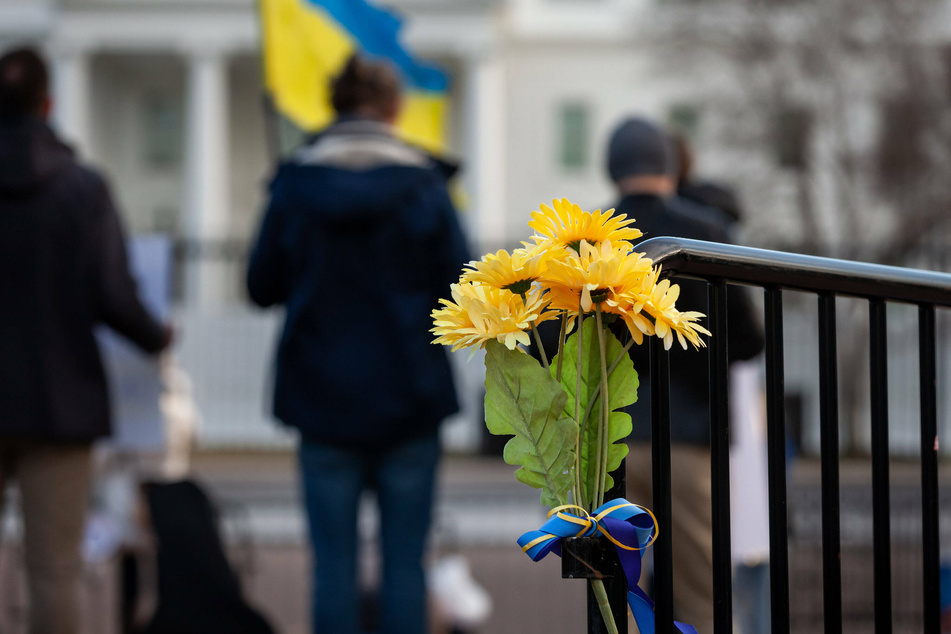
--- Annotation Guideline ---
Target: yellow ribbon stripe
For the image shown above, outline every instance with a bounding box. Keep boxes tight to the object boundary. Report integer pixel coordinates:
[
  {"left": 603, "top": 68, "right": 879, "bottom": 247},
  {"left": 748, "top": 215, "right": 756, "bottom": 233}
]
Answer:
[{"left": 523, "top": 502, "right": 659, "bottom": 554}]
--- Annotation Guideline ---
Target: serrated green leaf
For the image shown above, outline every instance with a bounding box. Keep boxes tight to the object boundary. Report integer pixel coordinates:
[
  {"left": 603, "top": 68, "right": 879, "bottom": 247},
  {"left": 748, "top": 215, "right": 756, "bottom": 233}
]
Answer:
[
  {"left": 603, "top": 411, "right": 632, "bottom": 492},
  {"left": 550, "top": 319, "right": 638, "bottom": 506},
  {"left": 483, "top": 340, "right": 577, "bottom": 508}
]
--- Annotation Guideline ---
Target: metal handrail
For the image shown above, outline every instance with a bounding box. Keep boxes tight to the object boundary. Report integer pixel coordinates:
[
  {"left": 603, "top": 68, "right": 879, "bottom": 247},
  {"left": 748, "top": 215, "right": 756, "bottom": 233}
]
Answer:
[
  {"left": 628, "top": 237, "right": 945, "bottom": 634},
  {"left": 637, "top": 237, "right": 951, "bottom": 306}
]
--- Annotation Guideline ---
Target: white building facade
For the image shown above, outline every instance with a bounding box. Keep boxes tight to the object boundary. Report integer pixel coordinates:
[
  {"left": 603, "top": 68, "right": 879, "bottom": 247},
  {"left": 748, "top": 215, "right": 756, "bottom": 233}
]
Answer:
[
  {"left": 2, "top": 0, "right": 947, "bottom": 453},
  {"left": 1, "top": 0, "right": 762, "bottom": 269}
]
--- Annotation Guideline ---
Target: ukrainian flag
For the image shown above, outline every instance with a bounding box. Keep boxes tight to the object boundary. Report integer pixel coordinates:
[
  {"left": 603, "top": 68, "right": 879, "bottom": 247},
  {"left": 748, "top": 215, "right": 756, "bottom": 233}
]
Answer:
[{"left": 259, "top": 0, "right": 450, "bottom": 154}]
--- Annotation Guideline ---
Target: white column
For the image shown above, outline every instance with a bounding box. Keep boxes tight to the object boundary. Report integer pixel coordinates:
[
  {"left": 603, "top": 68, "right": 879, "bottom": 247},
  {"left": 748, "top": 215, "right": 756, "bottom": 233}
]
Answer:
[
  {"left": 183, "top": 47, "right": 230, "bottom": 310},
  {"left": 464, "top": 53, "right": 507, "bottom": 253},
  {"left": 440, "top": 54, "right": 508, "bottom": 454},
  {"left": 51, "top": 49, "right": 92, "bottom": 159}
]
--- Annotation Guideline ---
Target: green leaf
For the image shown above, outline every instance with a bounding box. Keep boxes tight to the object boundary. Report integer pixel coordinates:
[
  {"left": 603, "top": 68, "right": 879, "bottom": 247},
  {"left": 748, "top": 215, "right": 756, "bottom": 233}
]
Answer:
[
  {"left": 550, "top": 319, "right": 638, "bottom": 505},
  {"left": 483, "top": 340, "right": 577, "bottom": 508}
]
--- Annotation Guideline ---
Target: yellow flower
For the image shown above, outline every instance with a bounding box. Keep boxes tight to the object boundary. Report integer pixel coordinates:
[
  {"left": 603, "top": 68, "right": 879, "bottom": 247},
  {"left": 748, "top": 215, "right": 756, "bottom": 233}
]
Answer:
[
  {"left": 461, "top": 244, "right": 549, "bottom": 294},
  {"left": 431, "top": 283, "right": 555, "bottom": 354},
  {"left": 529, "top": 198, "right": 642, "bottom": 253},
  {"left": 541, "top": 242, "right": 710, "bottom": 349},
  {"left": 623, "top": 272, "right": 711, "bottom": 350},
  {"left": 541, "top": 239, "right": 654, "bottom": 315}
]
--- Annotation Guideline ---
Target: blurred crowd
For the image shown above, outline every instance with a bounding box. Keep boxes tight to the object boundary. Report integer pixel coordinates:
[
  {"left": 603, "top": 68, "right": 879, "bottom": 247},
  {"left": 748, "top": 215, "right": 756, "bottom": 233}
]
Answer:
[{"left": 0, "top": 39, "right": 858, "bottom": 634}]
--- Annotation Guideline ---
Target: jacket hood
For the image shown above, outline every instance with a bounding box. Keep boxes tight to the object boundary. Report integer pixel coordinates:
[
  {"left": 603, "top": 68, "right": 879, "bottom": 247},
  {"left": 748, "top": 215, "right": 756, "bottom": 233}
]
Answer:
[
  {"left": 303, "top": 117, "right": 461, "bottom": 178},
  {"left": 0, "top": 117, "right": 74, "bottom": 194},
  {"left": 280, "top": 123, "right": 449, "bottom": 225}
]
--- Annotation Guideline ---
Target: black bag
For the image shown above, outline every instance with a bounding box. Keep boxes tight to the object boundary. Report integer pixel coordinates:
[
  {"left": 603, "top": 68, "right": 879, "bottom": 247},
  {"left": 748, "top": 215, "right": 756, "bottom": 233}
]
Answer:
[{"left": 137, "top": 480, "right": 276, "bottom": 634}]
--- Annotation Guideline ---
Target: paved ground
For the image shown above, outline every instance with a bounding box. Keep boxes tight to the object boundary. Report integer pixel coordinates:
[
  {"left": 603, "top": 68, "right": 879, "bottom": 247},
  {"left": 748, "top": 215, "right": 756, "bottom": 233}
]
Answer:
[
  {"left": 194, "top": 451, "right": 575, "bottom": 634},
  {"left": 0, "top": 451, "right": 947, "bottom": 633},
  {"left": 203, "top": 454, "right": 947, "bottom": 634}
]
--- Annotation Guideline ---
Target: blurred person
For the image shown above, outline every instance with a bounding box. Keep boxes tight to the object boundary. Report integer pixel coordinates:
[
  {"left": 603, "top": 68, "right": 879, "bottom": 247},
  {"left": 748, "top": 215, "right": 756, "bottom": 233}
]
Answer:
[
  {"left": 671, "top": 130, "right": 742, "bottom": 229},
  {"left": 605, "top": 117, "right": 764, "bottom": 634},
  {"left": 247, "top": 54, "right": 469, "bottom": 634},
  {"left": 0, "top": 47, "right": 171, "bottom": 634},
  {"left": 726, "top": 366, "right": 770, "bottom": 634},
  {"left": 942, "top": 562, "right": 951, "bottom": 632}
]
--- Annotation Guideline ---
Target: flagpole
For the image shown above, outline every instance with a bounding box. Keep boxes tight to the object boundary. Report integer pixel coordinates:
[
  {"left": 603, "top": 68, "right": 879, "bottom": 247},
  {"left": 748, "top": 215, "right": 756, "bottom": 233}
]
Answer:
[
  {"left": 261, "top": 93, "right": 281, "bottom": 163},
  {"left": 255, "top": 0, "right": 282, "bottom": 164}
]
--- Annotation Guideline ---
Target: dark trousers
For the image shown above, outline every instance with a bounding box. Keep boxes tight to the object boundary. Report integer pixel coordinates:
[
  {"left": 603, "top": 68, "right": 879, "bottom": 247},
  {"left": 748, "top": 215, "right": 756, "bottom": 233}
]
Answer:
[{"left": 299, "top": 432, "right": 440, "bottom": 634}]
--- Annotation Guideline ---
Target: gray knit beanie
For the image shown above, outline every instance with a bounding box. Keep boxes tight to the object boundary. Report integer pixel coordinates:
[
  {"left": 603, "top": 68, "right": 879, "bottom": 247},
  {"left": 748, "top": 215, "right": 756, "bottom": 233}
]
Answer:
[{"left": 606, "top": 117, "right": 679, "bottom": 181}]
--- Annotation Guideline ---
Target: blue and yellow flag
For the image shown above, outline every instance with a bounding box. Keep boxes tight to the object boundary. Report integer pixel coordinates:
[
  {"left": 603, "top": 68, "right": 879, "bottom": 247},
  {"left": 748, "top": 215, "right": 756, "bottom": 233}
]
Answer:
[{"left": 259, "top": 0, "right": 449, "bottom": 153}]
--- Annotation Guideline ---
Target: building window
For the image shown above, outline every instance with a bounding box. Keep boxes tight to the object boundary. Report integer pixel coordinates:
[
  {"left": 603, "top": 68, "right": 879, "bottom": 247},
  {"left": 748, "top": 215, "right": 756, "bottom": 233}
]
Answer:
[
  {"left": 143, "top": 94, "right": 183, "bottom": 168},
  {"left": 558, "top": 102, "right": 589, "bottom": 170},
  {"left": 774, "top": 106, "right": 811, "bottom": 170},
  {"left": 876, "top": 96, "right": 926, "bottom": 194},
  {"left": 667, "top": 103, "right": 701, "bottom": 139}
]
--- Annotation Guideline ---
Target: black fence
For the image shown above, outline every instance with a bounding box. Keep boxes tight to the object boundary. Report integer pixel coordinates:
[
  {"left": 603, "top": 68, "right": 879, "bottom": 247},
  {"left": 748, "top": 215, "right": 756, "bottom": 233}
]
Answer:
[
  {"left": 632, "top": 237, "right": 950, "bottom": 634},
  {"left": 169, "top": 238, "right": 250, "bottom": 302}
]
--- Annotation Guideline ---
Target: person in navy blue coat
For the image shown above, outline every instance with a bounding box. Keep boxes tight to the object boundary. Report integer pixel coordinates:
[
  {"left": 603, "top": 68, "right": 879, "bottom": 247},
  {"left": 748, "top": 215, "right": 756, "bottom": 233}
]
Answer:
[{"left": 247, "top": 55, "right": 469, "bottom": 634}]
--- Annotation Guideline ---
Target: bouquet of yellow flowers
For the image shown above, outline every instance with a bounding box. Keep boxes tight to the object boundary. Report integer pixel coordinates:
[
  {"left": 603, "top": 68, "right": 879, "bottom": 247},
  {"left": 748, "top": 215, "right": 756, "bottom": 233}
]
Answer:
[{"left": 431, "top": 198, "right": 708, "bottom": 634}]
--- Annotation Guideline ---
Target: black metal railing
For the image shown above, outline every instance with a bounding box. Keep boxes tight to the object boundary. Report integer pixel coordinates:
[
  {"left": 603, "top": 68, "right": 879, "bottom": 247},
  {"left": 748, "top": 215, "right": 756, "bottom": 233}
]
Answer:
[{"left": 630, "top": 237, "right": 950, "bottom": 634}]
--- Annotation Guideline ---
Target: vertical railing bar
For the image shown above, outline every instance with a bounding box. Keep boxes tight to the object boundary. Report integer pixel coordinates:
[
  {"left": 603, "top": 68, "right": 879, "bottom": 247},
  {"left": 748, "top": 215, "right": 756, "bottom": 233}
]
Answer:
[
  {"left": 919, "top": 304, "right": 940, "bottom": 633},
  {"left": 818, "top": 292, "right": 843, "bottom": 633},
  {"left": 765, "top": 287, "right": 790, "bottom": 634},
  {"left": 869, "top": 298, "right": 892, "bottom": 633},
  {"left": 651, "top": 336, "right": 674, "bottom": 634},
  {"left": 708, "top": 280, "right": 732, "bottom": 634},
  {"left": 586, "top": 459, "right": 629, "bottom": 634}
]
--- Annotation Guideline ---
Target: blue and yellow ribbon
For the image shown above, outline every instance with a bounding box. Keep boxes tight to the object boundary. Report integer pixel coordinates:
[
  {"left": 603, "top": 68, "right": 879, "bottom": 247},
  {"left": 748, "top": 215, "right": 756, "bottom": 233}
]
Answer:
[{"left": 518, "top": 498, "right": 698, "bottom": 634}]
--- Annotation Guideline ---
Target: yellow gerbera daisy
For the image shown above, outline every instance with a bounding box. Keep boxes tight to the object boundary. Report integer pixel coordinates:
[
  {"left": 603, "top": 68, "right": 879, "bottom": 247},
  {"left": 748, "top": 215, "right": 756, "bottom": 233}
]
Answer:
[
  {"left": 431, "top": 283, "right": 555, "bottom": 354},
  {"left": 528, "top": 198, "right": 642, "bottom": 253},
  {"left": 460, "top": 243, "right": 549, "bottom": 294},
  {"left": 541, "top": 239, "right": 654, "bottom": 315},
  {"left": 623, "top": 273, "right": 711, "bottom": 350}
]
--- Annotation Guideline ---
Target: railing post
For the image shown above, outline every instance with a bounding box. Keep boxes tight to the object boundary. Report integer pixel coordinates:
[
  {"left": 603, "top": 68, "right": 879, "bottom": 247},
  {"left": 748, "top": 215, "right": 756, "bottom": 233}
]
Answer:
[
  {"left": 765, "top": 287, "right": 790, "bottom": 634},
  {"left": 919, "top": 304, "right": 940, "bottom": 633},
  {"left": 708, "top": 280, "right": 732, "bottom": 634},
  {"left": 581, "top": 463, "right": 629, "bottom": 634},
  {"left": 818, "top": 292, "right": 842, "bottom": 633},
  {"left": 869, "top": 299, "right": 892, "bottom": 634},
  {"left": 651, "top": 337, "right": 674, "bottom": 634}
]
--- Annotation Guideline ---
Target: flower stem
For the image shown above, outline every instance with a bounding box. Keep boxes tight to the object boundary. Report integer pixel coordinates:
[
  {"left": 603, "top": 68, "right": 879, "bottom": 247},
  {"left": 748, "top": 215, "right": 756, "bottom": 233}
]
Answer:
[
  {"left": 574, "top": 304, "right": 586, "bottom": 509},
  {"left": 579, "top": 337, "right": 635, "bottom": 436},
  {"left": 591, "top": 579, "right": 619, "bottom": 634},
  {"left": 530, "top": 323, "right": 549, "bottom": 371},
  {"left": 610, "top": 337, "right": 637, "bottom": 375},
  {"left": 594, "top": 307, "right": 610, "bottom": 508},
  {"left": 520, "top": 292, "right": 550, "bottom": 372},
  {"left": 556, "top": 312, "right": 568, "bottom": 384}
]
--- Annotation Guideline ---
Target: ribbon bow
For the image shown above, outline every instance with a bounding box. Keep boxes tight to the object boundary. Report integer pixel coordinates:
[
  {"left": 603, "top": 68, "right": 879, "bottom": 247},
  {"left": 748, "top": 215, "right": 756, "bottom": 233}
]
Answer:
[{"left": 517, "top": 498, "right": 698, "bottom": 634}]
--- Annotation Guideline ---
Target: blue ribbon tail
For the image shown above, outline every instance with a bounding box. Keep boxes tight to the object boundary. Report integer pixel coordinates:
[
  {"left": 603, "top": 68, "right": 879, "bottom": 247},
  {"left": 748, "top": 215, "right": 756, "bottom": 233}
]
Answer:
[
  {"left": 628, "top": 591, "right": 699, "bottom": 634},
  {"left": 629, "top": 589, "right": 656, "bottom": 634}
]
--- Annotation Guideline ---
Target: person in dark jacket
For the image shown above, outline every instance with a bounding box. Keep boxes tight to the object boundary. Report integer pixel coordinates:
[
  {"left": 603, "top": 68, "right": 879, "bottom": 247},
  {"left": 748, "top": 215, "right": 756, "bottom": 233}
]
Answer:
[
  {"left": 605, "top": 117, "right": 764, "bottom": 633},
  {"left": 0, "top": 47, "right": 170, "bottom": 634},
  {"left": 247, "top": 55, "right": 469, "bottom": 634}
]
